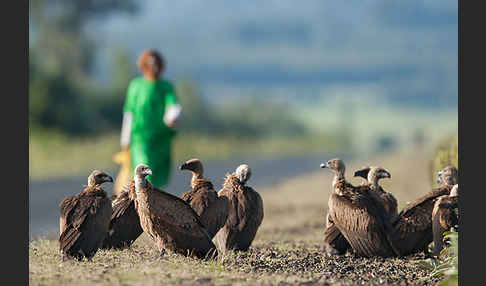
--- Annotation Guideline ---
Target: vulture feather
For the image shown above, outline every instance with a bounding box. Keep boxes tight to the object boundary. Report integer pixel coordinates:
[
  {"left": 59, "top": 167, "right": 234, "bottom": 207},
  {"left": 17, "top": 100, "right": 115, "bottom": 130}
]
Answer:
[
  {"left": 101, "top": 179, "right": 143, "bottom": 249},
  {"left": 214, "top": 164, "right": 264, "bottom": 253},
  {"left": 432, "top": 184, "right": 459, "bottom": 256},
  {"left": 179, "top": 158, "right": 229, "bottom": 239},
  {"left": 354, "top": 166, "right": 397, "bottom": 223},
  {"left": 321, "top": 158, "right": 400, "bottom": 258},
  {"left": 323, "top": 213, "right": 351, "bottom": 256},
  {"left": 133, "top": 164, "right": 217, "bottom": 259},
  {"left": 59, "top": 170, "right": 113, "bottom": 261},
  {"left": 391, "top": 165, "right": 458, "bottom": 256}
]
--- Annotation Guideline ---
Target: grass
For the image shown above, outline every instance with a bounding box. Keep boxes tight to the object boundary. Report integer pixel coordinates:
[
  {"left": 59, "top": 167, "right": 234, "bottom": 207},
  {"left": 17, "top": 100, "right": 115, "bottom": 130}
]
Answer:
[
  {"left": 29, "top": 129, "right": 349, "bottom": 181},
  {"left": 30, "top": 147, "right": 447, "bottom": 285}
]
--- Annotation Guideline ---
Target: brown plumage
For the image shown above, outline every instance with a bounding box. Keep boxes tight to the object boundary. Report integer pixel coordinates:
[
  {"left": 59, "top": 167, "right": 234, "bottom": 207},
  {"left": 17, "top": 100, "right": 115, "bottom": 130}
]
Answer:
[
  {"left": 59, "top": 170, "right": 113, "bottom": 261},
  {"left": 179, "top": 158, "right": 229, "bottom": 239},
  {"left": 321, "top": 158, "right": 400, "bottom": 258},
  {"left": 354, "top": 166, "right": 398, "bottom": 223},
  {"left": 323, "top": 166, "right": 396, "bottom": 256},
  {"left": 101, "top": 179, "right": 143, "bottom": 249},
  {"left": 323, "top": 213, "right": 351, "bottom": 256},
  {"left": 432, "top": 184, "right": 459, "bottom": 256},
  {"left": 391, "top": 165, "right": 458, "bottom": 256},
  {"left": 214, "top": 164, "right": 264, "bottom": 253},
  {"left": 133, "top": 164, "right": 217, "bottom": 259}
]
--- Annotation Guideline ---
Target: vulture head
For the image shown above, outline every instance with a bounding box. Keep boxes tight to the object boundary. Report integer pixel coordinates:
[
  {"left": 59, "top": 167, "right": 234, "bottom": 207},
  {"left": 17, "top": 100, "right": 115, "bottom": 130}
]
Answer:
[
  {"left": 367, "top": 167, "right": 391, "bottom": 189},
  {"left": 320, "top": 158, "right": 346, "bottom": 176},
  {"left": 235, "top": 164, "right": 252, "bottom": 185},
  {"left": 437, "top": 166, "right": 458, "bottom": 187},
  {"left": 87, "top": 170, "right": 113, "bottom": 187},
  {"left": 179, "top": 158, "right": 204, "bottom": 187},
  {"left": 367, "top": 167, "right": 391, "bottom": 182},
  {"left": 354, "top": 166, "right": 371, "bottom": 181},
  {"left": 449, "top": 184, "right": 459, "bottom": 198},
  {"left": 134, "top": 164, "right": 152, "bottom": 189},
  {"left": 134, "top": 164, "right": 153, "bottom": 179},
  {"left": 179, "top": 158, "right": 204, "bottom": 175}
]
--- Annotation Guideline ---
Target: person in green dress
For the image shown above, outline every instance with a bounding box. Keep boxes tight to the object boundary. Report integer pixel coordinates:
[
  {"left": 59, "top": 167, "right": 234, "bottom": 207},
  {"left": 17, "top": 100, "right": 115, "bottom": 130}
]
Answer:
[{"left": 120, "top": 49, "right": 182, "bottom": 188}]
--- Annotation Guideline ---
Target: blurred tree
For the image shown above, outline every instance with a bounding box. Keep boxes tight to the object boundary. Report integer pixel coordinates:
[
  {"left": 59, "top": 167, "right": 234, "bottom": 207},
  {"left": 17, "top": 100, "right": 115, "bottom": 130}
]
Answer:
[
  {"left": 174, "top": 80, "right": 308, "bottom": 138},
  {"left": 29, "top": 0, "right": 139, "bottom": 134},
  {"left": 374, "top": 134, "right": 398, "bottom": 154},
  {"left": 412, "top": 128, "right": 426, "bottom": 148}
]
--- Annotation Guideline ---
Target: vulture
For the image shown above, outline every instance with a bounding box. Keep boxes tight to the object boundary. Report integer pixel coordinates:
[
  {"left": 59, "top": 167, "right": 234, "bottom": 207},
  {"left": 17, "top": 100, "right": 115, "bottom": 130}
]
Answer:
[
  {"left": 354, "top": 166, "right": 398, "bottom": 223},
  {"left": 214, "top": 164, "right": 264, "bottom": 253},
  {"left": 391, "top": 165, "right": 458, "bottom": 256},
  {"left": 101, "top": 179, "right": 143, "bottom": 249},
  {"left": 432, "top": 184, "right": 459, "bottom": 256},
  {"left": 179, "top": 158, "right": 229, "bottom": 239},
  {"left": 323, "top": 166, "right": 395, "bottom": 256},
  {"left": 132, "top": 164, "right": 217, "bottom": 259},
  {"left": 59, "top": 170, "right": 113, "bottom": 261},
  {"left": 321, "top": 158, "right": 400, "bottom": 258},
  {"left": 323, "top": 213, "right": 351, "bottom": 256}
]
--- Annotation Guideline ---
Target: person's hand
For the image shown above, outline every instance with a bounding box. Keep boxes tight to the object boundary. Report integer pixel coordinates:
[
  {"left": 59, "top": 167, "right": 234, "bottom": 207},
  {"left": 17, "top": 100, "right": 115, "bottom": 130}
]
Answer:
[{"left": 165, "top": 119, "right": 178, "bottom": 128}]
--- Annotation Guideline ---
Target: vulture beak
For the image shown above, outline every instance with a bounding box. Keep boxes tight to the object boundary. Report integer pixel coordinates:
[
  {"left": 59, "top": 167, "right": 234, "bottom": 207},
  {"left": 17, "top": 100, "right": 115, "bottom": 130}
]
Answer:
[
  {"left": 105, "top": 175, "right": 114, "bottom": 183},
  {"left": 179, "top": 163, "right": 188, "bottom": 171},
  {"left": 320, "top": 163, "right": 327, "bottom": 169},
  {"left": 383, "top": 171, "right": 391, "bottom": 179},
  {"left": 146, "top": 169, "right": 153, "bottom": 176}
]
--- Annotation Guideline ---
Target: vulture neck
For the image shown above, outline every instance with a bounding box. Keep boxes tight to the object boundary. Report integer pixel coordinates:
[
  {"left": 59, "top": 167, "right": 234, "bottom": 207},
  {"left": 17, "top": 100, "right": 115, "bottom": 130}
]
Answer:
[
  {"left": 135, "top": 175, "right": 149, "bottom": 195},
  {"left": 191, "top": 172, "right": 204, "bottom": 188},
  {"left": 331, "top": 170, "right": 345, "bottom": 191},
  {"left": 368, "top": 175, "right": 379, "bottom": 191}
]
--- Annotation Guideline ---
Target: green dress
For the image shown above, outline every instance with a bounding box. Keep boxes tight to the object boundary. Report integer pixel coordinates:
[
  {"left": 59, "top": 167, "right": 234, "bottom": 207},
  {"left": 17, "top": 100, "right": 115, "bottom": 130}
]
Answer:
[{"left": 123, "top": 77, "right": 179, "bottom": 187}]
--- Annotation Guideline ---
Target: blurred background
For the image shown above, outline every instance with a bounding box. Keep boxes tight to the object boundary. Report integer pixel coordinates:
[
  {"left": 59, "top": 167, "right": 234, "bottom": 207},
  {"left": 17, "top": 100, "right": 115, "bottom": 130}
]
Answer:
[{"left": 29, "top": 0, "right": 458, "bottom": 238}]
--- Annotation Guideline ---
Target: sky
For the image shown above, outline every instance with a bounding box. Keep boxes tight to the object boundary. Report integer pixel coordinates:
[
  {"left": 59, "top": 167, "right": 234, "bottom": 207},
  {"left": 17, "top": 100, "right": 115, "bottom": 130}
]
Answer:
[{"left": 88, "top": 0, "right": 458, "bottom": 110}]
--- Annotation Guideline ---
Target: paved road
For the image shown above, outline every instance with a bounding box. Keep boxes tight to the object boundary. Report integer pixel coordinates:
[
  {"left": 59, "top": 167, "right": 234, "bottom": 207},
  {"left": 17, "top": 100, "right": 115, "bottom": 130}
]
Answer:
[{"left": 29, "top": 153, "right": 349, "bottom": 239}]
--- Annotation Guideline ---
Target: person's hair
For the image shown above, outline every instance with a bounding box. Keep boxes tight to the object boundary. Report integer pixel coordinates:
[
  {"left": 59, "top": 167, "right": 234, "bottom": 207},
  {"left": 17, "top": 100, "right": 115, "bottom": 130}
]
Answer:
[{"left": 137, "top": 49, "right": 165, "bottom": 79}]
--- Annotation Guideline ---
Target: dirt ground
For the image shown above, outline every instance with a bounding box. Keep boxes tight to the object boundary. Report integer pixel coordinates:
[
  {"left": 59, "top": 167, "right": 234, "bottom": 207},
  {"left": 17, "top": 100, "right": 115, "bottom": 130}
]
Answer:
[{"left": 29, "top": 148, "right": 446, "bottom": 286}]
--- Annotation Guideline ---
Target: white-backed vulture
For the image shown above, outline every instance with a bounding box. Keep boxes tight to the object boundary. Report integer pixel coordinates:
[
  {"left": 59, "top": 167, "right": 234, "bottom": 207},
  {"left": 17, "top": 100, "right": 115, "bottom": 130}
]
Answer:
[
  {"left": 432, "top": 184, "right": 459, "bottom": 256},
  {"left": 323, "top": 166, "right": 396, "bottom": 256},
  {"left": 214, "top": 164, "right": 264, "bottom": 253},
  {"left": 133, "top": 164, "right": 217, "bottom": 259},
  {"left": 391, "top": 165, "right": 458, "bottom": 256},
  {"left": 321, "top": 158, "right": 400, "bottom": 258},
  {"left": 101, "top": 179, "right": 143, "bottom": 249},
  {"left": 179, "top": 158, "right": 229, "bottom": 239},
  {"left": 354, "top": 166, "right": 398, "bottom": 223},
  {"left": 59, "top": 170, "right": 113, "bottom": 261}
]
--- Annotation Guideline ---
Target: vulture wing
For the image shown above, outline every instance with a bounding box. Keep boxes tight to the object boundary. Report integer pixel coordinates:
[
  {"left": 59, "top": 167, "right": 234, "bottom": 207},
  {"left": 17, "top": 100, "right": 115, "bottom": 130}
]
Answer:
[
  {"left": 240, "top": 187, "right": 264, "bottom": 233},
  {"left": 392, "top": 186, "right": 451, "bottom": 255},
  {"left": 432, "top": 196, "right": 458, "bottom": 255},
  {"left": 323, "top": 214, "right": 350, "bottom": 255},
  {"left": 328, "top": 187, "right": 398, "bottom": 258},
  {"left": 102, "top": 181, "right": 143, "bottom": 249},
  {"left": 181, "top": 180, "right": 227, "bottom": 238},
  {"left": 147, "top": 186, "right": 215, "bottom": 254},
  {"left": 393, "top": 187, "right": 450, "bottom": 239},
  {"left": 59, "top": 189, "right": 111, "bottom": 258}
]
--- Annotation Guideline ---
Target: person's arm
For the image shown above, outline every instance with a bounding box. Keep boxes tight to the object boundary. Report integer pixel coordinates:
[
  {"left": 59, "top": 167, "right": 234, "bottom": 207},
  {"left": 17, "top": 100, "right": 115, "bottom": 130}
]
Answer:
[
  {"left": 120, "top": 112, "right": 133, "bottom": 149},
  {"left": 163, "top": 83, "right": 182, "bottom": 128},
  {"left": 121, "top": 80, "right": 136, "bottom": 149},
  {"left": 163, "top": 104, "right": 182, "bottom": 128}
]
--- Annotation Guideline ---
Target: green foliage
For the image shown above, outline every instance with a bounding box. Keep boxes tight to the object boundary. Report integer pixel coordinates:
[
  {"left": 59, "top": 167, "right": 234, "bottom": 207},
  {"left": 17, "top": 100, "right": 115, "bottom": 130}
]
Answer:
[
  {"left": 420, "top": 228, "right": 458, "bottom": 286},
  {"left": 422, "top": 135, "right": 459, "bottom": 285},
  {"left": 29, "top": 0, "right": 139, "bottom": 135},
  {"left": 430, "top": 134, "right": 458, "bottom": 186}
]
